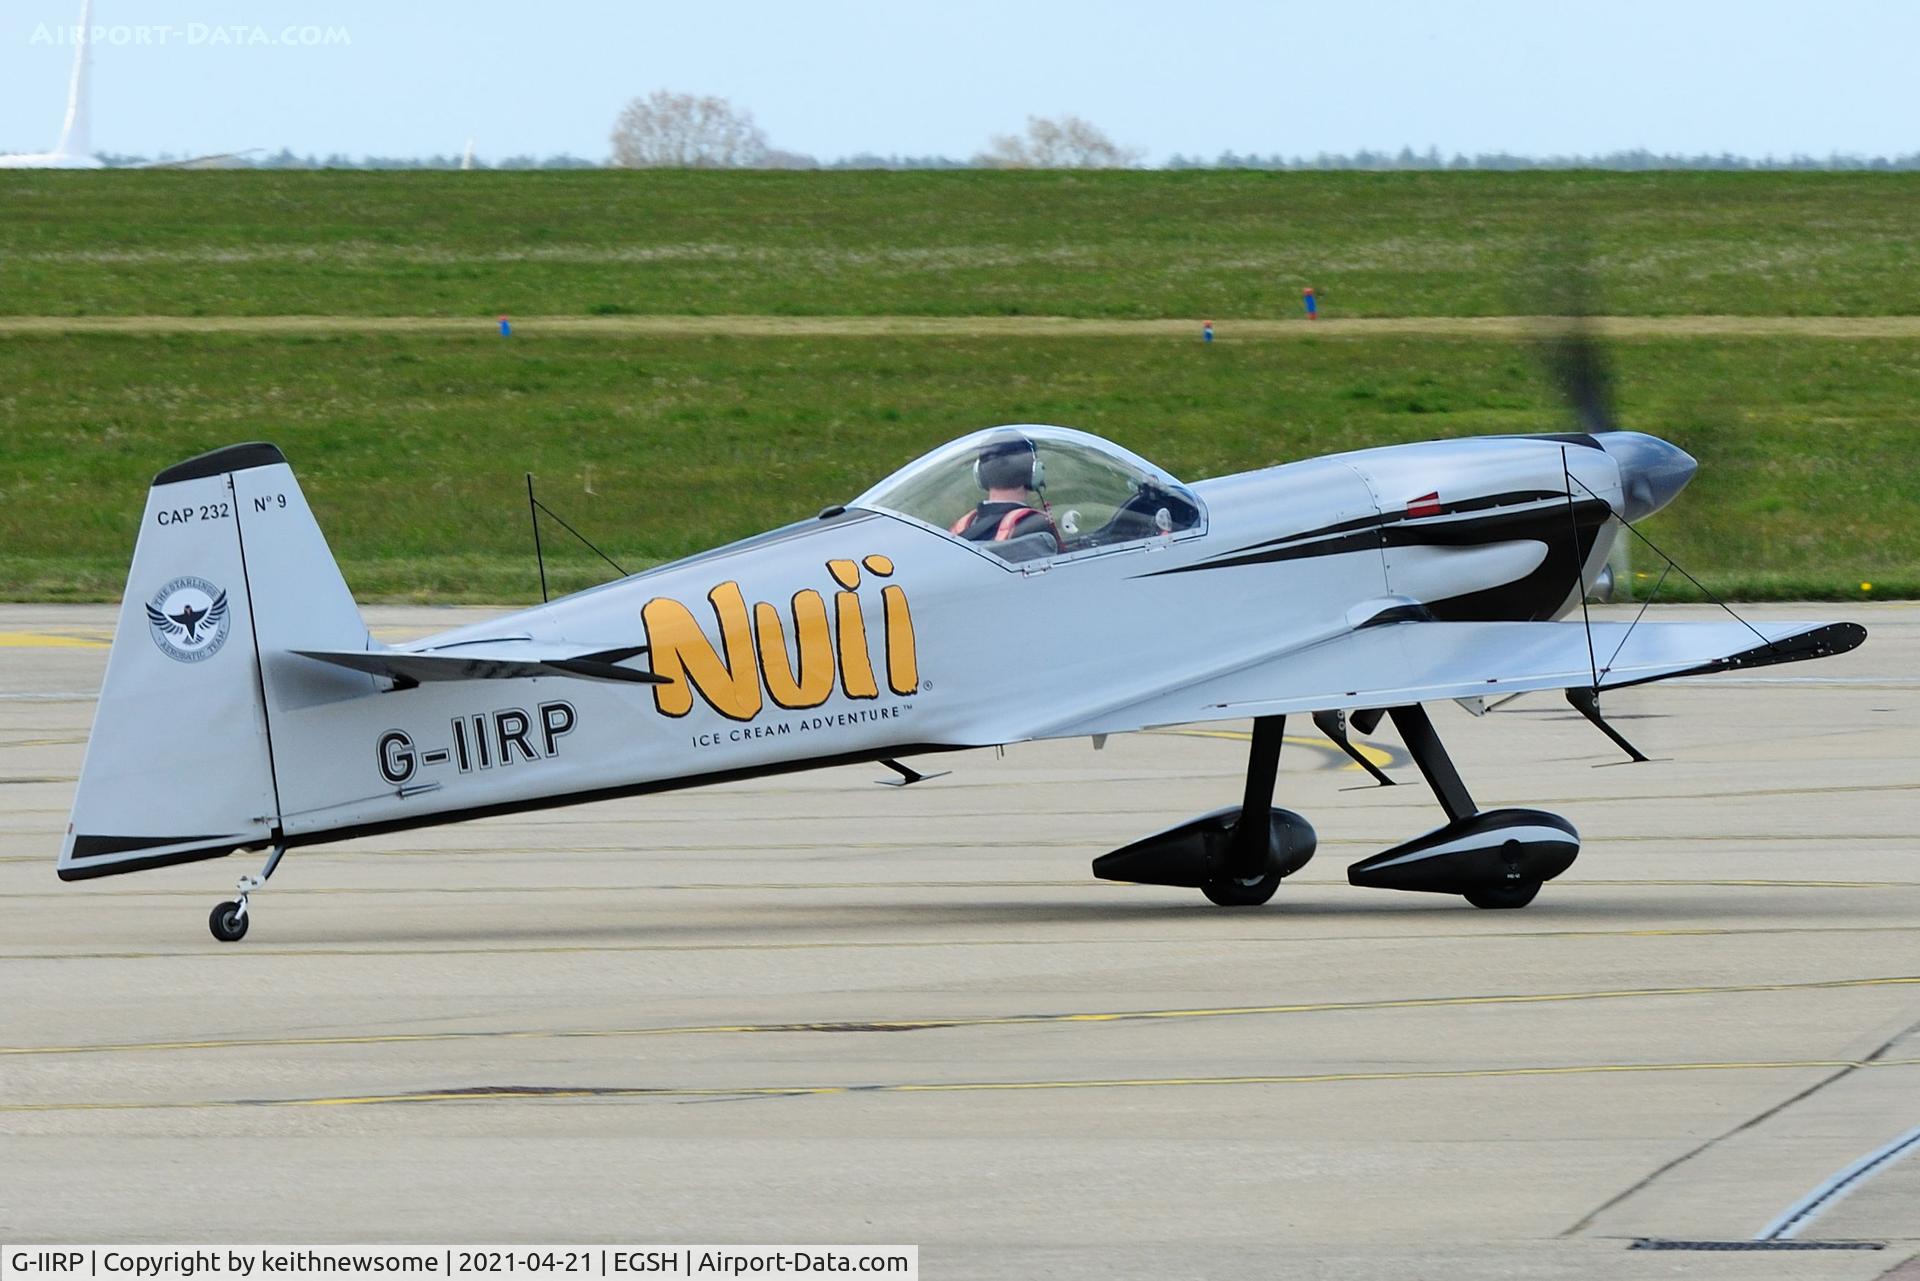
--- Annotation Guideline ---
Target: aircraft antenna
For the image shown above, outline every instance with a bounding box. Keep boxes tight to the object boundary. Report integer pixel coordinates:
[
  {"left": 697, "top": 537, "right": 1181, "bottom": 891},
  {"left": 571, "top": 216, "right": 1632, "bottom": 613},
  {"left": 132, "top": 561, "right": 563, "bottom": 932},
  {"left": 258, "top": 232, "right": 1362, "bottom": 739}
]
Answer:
[
  {"left": 524, "top": 472, "right": 630, "bottom": 602},
  {"left": 526, "top": 473, "right": 549, "bottom": 602}
]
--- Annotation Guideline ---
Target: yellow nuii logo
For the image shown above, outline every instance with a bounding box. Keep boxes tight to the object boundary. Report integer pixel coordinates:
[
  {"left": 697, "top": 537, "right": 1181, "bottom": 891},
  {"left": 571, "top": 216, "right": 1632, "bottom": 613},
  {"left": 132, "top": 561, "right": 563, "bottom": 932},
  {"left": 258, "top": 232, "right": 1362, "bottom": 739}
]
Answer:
[{"left": 642, "top": 556, "right": 917, "bottom": 720}]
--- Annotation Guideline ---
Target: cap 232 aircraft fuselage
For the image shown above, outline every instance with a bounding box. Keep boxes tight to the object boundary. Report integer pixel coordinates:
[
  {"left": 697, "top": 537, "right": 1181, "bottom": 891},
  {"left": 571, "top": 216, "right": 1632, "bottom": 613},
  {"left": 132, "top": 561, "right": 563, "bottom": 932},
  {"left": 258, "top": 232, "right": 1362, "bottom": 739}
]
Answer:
[{"left": 60, "top": 425, "right": 1864, "bottom": 940}]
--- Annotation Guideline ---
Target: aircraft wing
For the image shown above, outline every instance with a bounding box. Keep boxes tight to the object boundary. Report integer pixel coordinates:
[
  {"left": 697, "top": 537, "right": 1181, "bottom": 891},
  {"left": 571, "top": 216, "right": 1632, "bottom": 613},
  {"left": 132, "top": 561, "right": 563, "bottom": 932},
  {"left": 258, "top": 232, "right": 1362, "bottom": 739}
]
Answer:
[
  {"left": 1045, "top": 619, "right": 1865, "bottom": 737},
  {"left": 294, "top": 641, "right": 667, "bottom": 687}
]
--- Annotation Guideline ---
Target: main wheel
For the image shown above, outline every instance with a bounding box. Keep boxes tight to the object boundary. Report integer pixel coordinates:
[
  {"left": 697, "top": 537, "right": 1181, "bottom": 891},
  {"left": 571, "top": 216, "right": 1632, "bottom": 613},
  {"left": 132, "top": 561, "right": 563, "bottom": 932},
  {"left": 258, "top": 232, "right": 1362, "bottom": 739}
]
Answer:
[
  {"left": 1201, "top": 870, "right": 1281, "bottom": 907},
  {"left": 1465, "top": 880, "right": 1542, "bottom": 910},
  {"left": 209, "top": 900, "right": 249, "bottom": 942}
]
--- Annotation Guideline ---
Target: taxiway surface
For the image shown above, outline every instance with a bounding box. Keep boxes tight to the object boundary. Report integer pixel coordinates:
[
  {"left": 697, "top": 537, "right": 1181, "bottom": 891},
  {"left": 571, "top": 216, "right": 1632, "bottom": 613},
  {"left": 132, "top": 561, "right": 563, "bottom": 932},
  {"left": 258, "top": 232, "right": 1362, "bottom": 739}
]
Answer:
[{"left": 2, "top": 603, "right": 1915, "bottom": 1278}]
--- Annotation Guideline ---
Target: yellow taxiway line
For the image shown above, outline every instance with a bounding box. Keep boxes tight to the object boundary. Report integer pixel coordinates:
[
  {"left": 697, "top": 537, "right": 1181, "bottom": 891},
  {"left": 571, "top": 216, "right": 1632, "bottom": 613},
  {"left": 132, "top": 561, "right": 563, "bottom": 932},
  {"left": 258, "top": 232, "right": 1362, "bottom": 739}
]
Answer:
[
  {"left": 0, "top": 631, "right": 108, "bottom": 649},
  {"left": 5, "top": 1056, "right": 1918, "bottom": 1114},
  {"left": 5, "top": 973, "right": 1914, "bottom": 1059}
]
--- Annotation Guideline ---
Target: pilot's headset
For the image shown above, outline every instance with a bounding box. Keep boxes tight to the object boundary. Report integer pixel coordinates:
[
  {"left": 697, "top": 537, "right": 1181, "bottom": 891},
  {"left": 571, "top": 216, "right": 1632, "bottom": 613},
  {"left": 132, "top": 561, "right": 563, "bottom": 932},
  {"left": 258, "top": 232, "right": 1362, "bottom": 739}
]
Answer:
[{"left": 973, "top": 434, "right": 1045, "bottom": 493}]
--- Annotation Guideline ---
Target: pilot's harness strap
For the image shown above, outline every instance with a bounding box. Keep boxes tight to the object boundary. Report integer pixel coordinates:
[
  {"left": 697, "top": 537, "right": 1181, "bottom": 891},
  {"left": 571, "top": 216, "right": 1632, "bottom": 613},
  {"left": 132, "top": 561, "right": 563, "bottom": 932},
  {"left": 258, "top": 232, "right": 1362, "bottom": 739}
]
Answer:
[
  {"left": 993, "top": 506, "right": 1045, "bottom": 541},
  {"left": 948, "top": 506, "right": 1050, "bottom": 542}
]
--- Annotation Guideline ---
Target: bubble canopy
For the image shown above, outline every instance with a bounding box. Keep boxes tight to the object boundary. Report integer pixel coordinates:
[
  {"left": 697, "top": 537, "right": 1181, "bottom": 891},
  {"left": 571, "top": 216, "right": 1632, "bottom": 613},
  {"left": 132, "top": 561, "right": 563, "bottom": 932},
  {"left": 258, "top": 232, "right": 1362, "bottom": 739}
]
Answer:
[{"left": 851, "top": 425, "right": 1206, "bottom": 562}]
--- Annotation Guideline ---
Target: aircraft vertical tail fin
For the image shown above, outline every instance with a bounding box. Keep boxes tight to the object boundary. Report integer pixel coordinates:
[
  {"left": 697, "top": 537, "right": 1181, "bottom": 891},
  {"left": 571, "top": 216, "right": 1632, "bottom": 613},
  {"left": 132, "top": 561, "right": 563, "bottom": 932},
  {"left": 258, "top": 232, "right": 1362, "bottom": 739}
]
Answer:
[{"left": 59, "top": 443, "right": 370, "bottom": 880}]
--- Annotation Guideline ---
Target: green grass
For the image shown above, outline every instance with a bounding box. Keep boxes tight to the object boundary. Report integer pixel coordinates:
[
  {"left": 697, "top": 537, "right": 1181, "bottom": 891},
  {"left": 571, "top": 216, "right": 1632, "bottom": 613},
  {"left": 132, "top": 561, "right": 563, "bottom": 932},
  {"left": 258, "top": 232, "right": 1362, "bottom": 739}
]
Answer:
[
  {"left": 3, "top": 170, "right": 1918, "bottom": 318},
  {"left": 0, "top": 331, "right": 1912, "bottom": 603}
]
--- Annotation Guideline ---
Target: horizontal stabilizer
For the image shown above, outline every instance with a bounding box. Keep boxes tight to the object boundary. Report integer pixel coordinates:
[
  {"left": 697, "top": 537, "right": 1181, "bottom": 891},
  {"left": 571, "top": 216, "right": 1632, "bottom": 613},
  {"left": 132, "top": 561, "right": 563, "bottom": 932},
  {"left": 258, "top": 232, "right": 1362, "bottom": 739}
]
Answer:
[{"left": 295, "top": 642, "right": 666, "bottom": 687}]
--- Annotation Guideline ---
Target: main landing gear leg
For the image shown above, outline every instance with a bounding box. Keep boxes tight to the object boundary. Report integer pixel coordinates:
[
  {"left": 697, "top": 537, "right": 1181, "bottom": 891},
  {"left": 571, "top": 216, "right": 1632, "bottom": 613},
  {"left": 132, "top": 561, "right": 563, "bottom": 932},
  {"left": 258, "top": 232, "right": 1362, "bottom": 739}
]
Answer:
[
  {"left": 209, "top": 841, "right": 286, "bottom": 943},
  {"left": 1385, "top": 705, "right": 1476, "bottom": 822},
  {"left": 1203, "top": 715, "right": 1287, "bottom": 907}
]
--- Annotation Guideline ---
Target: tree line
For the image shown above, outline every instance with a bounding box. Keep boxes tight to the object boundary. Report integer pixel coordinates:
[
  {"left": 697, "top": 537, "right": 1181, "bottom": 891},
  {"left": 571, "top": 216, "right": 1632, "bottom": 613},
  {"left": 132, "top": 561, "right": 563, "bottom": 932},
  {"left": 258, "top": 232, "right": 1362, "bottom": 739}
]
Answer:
[
  {"left": 106, "top": 148, "right": 1920, "bottom": 172},
  {"left": 90, "top": 93, "right": 1920, "bottom": 171},
  {"left": 1167, "top": 148, "right": 1920, "bottom": 171}
]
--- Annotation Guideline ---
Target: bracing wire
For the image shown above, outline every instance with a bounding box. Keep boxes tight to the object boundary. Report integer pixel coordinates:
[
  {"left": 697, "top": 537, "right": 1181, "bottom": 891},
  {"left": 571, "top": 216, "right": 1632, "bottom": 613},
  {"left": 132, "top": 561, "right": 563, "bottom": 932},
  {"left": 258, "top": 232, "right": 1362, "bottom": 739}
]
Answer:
[
  {"left": 1562, "top": 447, "right": 1602, "bottom": 695},
  {"left": 1602, "top": 560, "right": 1671, "bottom": 676},
  {"left": 1561, "top": 468, "right": 1778, "bottom": 655}
]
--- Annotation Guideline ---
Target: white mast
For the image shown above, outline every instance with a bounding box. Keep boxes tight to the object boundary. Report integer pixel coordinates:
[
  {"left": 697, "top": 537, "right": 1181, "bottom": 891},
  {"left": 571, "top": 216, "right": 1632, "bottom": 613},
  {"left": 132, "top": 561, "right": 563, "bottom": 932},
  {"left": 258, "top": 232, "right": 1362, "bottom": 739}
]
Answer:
[{"left": 52, "top": 0, "right": 95, "bottom": 160}]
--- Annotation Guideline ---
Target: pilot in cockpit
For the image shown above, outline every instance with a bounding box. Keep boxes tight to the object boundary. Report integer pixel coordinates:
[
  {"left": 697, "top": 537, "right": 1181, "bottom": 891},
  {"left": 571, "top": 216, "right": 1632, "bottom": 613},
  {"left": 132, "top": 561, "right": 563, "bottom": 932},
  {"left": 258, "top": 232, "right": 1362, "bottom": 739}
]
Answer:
[{"left": 948, "top": 433, "right": 1060, "bottom": 558}]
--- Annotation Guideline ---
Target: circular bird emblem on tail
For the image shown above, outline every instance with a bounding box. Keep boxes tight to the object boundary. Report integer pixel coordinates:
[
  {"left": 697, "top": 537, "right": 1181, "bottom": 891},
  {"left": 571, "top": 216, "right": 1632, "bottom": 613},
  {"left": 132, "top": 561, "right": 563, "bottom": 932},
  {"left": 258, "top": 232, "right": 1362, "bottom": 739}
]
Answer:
[{"left": 146, "top": 575, "right": 232, "bottom": 663}]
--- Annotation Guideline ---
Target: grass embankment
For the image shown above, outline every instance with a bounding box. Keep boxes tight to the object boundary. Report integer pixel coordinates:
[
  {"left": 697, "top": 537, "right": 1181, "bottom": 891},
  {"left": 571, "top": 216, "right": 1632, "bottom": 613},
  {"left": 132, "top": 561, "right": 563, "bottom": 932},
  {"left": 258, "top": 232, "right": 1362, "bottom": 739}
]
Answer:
[
  {"left": 1, "top": 331, "right": 1911, "bottom": 602},
  {"left": 2, "top": 170, "right": 1917, "bottom": 318}
]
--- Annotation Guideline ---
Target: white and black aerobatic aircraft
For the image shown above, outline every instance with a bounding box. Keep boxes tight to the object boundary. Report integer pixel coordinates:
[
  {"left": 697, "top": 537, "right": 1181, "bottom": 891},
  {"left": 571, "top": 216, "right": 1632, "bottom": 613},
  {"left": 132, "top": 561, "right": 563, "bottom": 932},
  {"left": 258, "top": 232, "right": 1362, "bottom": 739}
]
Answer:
[{"left": 61, "top": 405, "right": 1864, "bottom": 939}]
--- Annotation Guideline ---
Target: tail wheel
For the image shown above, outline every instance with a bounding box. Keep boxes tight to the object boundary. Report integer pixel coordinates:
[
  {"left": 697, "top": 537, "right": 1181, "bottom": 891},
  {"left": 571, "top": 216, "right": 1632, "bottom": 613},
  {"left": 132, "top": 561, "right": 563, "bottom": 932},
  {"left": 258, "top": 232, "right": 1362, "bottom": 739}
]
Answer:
[{"left": 208, "top": 901, "right": 249, "bottom": 942}]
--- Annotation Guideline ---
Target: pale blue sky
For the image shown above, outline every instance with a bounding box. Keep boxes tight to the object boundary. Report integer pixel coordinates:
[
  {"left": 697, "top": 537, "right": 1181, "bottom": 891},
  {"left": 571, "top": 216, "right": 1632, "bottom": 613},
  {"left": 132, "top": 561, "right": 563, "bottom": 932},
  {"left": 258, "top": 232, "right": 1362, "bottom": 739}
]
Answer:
[{"left": 3, "top": 0, "right": 1916, "bottom": 162}]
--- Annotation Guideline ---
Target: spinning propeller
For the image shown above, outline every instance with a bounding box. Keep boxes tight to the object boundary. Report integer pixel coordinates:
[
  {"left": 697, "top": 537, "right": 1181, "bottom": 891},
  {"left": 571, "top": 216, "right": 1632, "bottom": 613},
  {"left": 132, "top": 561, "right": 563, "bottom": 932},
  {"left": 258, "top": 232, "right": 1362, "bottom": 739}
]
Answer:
[{"left": 1533, "top": 240, "right": 1619, "bottom": 437}]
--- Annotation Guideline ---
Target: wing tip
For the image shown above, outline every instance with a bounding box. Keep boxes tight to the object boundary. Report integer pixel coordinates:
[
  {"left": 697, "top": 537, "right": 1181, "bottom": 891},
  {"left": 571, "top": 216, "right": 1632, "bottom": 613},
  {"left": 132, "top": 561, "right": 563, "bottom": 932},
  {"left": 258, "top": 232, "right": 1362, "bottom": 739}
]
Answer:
[{"left": 1606, "top": 620, "right": 1868, "bottom": 691}]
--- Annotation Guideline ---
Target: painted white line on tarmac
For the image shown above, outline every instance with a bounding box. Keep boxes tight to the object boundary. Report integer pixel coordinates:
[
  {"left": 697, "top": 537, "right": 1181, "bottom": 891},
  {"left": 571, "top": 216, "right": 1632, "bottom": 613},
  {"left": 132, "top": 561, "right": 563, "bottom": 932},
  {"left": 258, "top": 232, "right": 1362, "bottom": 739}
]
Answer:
[{"left": 1759, "top": 1122, "right": 1920, "bottom": 1240}]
